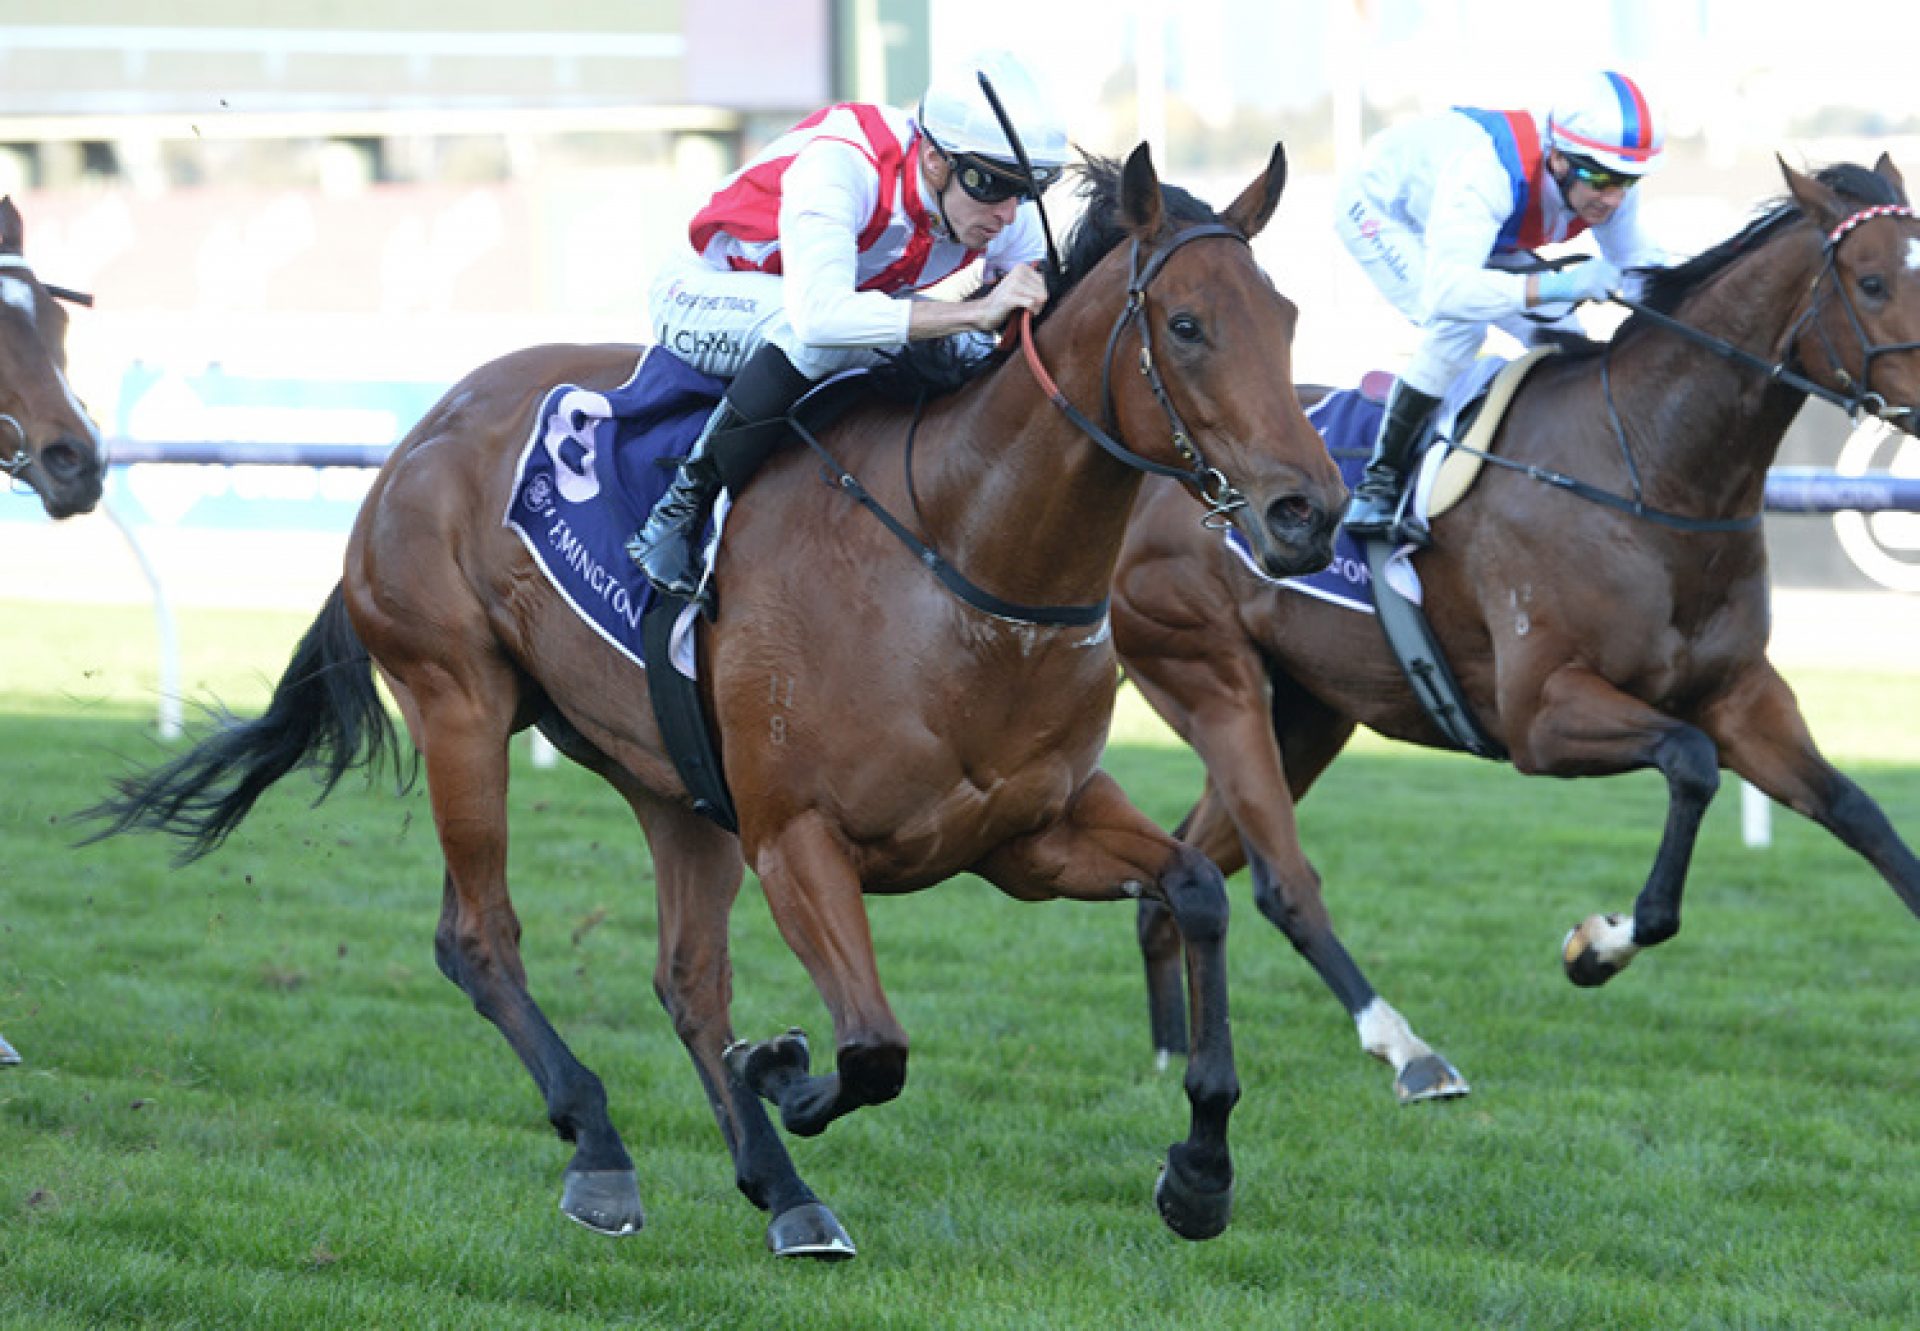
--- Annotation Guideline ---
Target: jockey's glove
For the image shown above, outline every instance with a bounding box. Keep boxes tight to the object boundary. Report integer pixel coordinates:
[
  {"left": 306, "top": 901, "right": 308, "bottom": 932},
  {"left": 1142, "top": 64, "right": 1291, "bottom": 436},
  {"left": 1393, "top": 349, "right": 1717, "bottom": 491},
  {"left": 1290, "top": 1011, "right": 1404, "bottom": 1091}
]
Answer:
[{"left": 1537, "top": 257, "right": 1623, "bottom": 306}]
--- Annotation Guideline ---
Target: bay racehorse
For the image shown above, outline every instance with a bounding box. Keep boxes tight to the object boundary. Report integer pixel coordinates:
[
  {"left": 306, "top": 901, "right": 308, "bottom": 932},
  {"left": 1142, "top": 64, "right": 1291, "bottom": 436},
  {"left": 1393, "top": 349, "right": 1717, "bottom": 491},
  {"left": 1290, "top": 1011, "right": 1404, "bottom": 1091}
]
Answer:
[
  {"left": 1114, "top": 156, "right": 1920, "bottom": 1103},
  {"left": 84, "top": 146, "right": 1344, "bottom": 1258},
  {"left": 2, "top": 195, "right": 105, "bottom": 1066}
]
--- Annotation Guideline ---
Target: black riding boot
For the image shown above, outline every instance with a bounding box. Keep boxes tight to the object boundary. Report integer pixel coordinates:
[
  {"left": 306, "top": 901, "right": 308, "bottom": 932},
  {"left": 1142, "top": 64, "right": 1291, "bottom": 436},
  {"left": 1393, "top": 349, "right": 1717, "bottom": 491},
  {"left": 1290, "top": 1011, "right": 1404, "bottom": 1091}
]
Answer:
[
  {"left": 627, "top": 345, "right": 813, "bottom": 600},
  {"left": 1342, "top": 380, "right": 1442, "bottom": 541}
]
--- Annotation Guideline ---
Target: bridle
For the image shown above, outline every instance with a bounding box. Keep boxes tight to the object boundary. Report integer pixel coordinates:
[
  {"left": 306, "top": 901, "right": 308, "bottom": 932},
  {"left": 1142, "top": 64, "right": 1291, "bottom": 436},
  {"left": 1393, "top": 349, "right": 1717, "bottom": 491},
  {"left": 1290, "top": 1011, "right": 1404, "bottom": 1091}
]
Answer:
[
  {"left": 1022, "top": 220, "right": 1251, "bottom": 527},
  {"left": 787, "top": 219, "right": 1257, "bottom": 628},
  {"left": 0, "top": 253, "right": 94, "bottom": 485},
  {"left": 1791, "top": 203, "right": 1920, "bottom": 421}
]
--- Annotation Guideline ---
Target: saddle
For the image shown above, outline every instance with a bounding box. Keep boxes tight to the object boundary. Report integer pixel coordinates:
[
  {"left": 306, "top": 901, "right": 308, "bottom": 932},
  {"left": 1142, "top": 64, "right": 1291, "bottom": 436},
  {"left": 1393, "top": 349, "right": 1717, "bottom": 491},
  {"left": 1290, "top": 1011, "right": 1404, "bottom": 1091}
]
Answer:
[{"left": 1413, "top": 346, "right": 1559, "bottom": 526}]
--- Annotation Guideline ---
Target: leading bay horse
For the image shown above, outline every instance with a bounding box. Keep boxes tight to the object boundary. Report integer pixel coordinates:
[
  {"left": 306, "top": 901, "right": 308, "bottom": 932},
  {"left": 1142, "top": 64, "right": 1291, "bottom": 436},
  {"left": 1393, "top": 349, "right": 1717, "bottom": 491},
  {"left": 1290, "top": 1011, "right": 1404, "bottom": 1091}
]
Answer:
[
  {"left": 85, "top": 146, "right": 1345, "bottom": 1258},
  {"left": 1114, "top": 156, "right": 1920, "bottom": 1102},
  {"left": 2, "top": 195, "right": 106, "bottom": 1066}
]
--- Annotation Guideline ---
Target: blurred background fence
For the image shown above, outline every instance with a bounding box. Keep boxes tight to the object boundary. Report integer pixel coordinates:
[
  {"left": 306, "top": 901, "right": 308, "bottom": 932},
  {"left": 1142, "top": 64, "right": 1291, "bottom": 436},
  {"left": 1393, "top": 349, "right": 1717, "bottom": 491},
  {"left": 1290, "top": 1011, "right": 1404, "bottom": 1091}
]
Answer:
[{"left": 4, "top": 3, "right": 1917, "bottom": 604}]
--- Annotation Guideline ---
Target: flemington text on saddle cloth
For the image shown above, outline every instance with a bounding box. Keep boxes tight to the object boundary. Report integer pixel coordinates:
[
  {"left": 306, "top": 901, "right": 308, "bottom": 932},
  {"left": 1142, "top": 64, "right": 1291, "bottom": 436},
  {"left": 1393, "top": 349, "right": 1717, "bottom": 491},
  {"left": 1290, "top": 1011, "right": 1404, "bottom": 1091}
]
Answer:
[{"left": 503, "top": 347, "right": 726, "bottom": 674}]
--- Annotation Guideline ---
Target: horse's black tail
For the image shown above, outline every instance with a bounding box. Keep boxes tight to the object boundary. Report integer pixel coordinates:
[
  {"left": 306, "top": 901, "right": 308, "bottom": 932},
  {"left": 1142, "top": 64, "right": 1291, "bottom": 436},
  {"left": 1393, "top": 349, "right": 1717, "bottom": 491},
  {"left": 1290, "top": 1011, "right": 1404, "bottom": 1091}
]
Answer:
[{"left": 78, "top": 582, "right": 408, "bottom": 862}]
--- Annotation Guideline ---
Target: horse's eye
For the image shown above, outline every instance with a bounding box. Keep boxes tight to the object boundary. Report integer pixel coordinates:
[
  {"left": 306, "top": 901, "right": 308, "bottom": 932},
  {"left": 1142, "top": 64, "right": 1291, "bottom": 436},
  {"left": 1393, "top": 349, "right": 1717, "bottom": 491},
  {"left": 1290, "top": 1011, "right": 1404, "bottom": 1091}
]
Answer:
[
  {"left": 1859, "top": 273, "right": 1889, "bottom": 300},
  {"left": 1168, "top": 313, "right": 1204, "bottom": 343}
]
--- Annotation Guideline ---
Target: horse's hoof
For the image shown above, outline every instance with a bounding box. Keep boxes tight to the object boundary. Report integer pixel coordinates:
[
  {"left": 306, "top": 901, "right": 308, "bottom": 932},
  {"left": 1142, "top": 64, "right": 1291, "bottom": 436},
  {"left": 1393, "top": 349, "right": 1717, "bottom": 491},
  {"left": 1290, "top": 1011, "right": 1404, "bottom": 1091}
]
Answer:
[
  {"left": 1561, "top": 927, "right": 1623, "bottom": 988},
  {"left": 1561, "top": 913, "right": 1637, "bottom": 988},
  {"left": 766, "top": 1201, "right": 856, "bottom": 1261},
  {"left": 1395, "top": 1052, "right": 1470, "bottom": 1104},
  {"left": 725, "top": 1028, "right": 812, "bottom": 1095},
  {"left": 1153, "top": 1154, "right": 1233, "bottom": 1241},
  {"left": 559, "top": 1169, "right": 645, "bottom": 1237}
]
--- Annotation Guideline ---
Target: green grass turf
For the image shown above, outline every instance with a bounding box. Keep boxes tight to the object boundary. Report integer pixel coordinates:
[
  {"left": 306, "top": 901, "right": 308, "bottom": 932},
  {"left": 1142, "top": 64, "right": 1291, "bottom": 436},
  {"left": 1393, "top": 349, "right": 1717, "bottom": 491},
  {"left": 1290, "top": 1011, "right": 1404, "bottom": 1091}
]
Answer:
[{"left": 1, "top": 600, "right": 1917, "bottom": 1328}]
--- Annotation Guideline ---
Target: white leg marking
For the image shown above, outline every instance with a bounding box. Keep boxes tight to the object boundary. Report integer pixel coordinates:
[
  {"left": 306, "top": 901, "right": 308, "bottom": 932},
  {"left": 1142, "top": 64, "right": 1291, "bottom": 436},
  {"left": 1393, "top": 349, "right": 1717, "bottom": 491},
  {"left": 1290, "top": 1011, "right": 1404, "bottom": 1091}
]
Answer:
[
  {"left": 1355, "top": 997, "right": 1432, "bottom": 1073},
  {"left": 1571, "top": 911, "right": 1641, "bottom": 970}
]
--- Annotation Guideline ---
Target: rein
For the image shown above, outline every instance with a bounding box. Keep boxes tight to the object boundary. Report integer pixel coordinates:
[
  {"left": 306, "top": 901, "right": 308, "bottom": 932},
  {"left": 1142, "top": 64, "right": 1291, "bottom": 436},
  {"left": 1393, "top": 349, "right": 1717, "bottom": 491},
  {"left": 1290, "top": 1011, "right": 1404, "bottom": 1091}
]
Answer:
[
  {"left": 785, "top": 219, "right": 1252, "bottom": 628},
  {"left": 0, "top": 254, "right": 93, "bottom": 307},
  {"left": 1459, "top": 202, "right": 1920, "bottom": 536},
  {"left": 1608, "top": 202, "right": 1920, "bottom": 422},
  {"left": 790, "top": 392, "right": 1110, "bottom": 626}
]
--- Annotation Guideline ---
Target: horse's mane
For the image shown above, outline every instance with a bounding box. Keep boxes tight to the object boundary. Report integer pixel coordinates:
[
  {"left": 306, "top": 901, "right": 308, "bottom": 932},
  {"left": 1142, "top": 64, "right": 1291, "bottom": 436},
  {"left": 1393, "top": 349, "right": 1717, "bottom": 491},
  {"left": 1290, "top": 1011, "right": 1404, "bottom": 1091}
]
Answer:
[
  {"left": 864, "top": 153, "right": 1221, "bottom": 401},
  {"left": 1621, "top": 162, "right": 1903, "bottom": 337}
]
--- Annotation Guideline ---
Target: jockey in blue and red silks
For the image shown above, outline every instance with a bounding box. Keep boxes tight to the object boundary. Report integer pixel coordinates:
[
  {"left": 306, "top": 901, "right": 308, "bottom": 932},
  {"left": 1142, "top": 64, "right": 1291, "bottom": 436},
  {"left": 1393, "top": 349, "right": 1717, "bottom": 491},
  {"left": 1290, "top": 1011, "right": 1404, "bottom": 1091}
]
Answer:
[
  {"left": 1333, "top": 70, "right": 1670, "bottom": 543},
  {"left": 628, "top": 49, "right": 1070, "bottom": 603}
]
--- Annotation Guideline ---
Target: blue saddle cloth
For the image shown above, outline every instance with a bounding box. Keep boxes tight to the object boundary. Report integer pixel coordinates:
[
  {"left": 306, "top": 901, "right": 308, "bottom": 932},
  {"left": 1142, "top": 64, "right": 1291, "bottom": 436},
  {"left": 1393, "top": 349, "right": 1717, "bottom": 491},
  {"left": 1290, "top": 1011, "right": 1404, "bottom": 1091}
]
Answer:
[
  {"left": 504, "top": 348, "right": 724, "bottom": 667},
  {"left": 1228, "top": 386, "right": 1383, "bottom": 610}
]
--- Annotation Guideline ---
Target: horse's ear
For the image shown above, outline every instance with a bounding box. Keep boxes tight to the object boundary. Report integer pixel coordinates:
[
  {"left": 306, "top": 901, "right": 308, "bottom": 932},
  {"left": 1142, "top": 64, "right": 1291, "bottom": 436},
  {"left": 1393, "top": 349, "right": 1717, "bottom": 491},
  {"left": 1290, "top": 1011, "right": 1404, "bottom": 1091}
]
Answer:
[
  {"left": 1872, "top": 151, "right": 1909, "bottom": 203},
  {"left": 1220, "top": 141, "right": 1288, "bottom": 240},
  {"left": 1119, "top": 143, "right": 1164, "bottom": 238},
  {"left": 1778, "top": 154, "right": 1846, "bottom": 231},
  {"left": 0, "top": 197, "right": 21, "bottom": 256}
]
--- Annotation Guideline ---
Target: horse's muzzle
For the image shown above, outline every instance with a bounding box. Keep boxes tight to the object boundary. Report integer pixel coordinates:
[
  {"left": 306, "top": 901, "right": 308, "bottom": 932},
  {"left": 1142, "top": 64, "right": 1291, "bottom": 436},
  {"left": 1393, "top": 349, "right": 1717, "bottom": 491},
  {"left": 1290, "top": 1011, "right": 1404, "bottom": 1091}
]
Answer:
[{"left": 33, "top": 435, "right": 105, "bottom": 517}]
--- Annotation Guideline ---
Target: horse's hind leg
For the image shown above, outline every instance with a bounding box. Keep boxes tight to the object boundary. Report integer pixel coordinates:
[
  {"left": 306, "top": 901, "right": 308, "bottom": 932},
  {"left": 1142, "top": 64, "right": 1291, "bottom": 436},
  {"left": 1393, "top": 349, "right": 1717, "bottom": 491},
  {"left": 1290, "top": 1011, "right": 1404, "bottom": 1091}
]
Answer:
[
  {"left": 1707, "top": 664, "right": 1920, "bottom": 919},
  {"left": 640, "top": 802, "right": 854, "bottom": 1260},
  {"left": 401, "top": 672, "right": 644, "bottom": 1236}
]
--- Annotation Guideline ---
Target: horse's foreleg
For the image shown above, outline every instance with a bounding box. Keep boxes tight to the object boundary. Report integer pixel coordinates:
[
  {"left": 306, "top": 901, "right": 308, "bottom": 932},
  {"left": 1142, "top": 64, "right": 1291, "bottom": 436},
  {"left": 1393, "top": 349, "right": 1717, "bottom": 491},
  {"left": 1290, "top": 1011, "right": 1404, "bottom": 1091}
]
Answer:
[
  {"left": 734, "top": 813, "right": 908, "bottom": 1142},
  {"left": 1517, "top": 668, "right": 1721, "bottom": 987},
  {"left": 1707, "top": 664, "right": 1920, "bottom": 919},
  {"left": 1136, "top": 780, "right": 1238, "bottom": 1063},
  {"left": 641, "top": 803, "right": 853, "bottom": 1260},
  {"left": 980, "top": 770, "right": 1238, "bottom": 1241},
  {"left": 410, "top": 683, "right": 642, "bottom": 1236}
]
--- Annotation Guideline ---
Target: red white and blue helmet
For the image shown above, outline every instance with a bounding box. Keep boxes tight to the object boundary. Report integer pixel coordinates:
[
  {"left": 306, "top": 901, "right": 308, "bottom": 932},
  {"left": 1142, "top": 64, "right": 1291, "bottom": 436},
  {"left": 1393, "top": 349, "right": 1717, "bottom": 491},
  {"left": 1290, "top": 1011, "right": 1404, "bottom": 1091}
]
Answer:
[{"left": 1547, "top": 71, "right": 1664, "bottom": 177}]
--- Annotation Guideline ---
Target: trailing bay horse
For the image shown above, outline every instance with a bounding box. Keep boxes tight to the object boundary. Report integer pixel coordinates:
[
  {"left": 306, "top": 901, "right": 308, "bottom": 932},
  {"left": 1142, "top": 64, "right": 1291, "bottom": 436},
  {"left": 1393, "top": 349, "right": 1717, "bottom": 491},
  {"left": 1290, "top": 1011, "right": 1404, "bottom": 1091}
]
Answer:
[
  {"left": 1114, "top": 156, "right": 1920, "bottom": 1103},
  {"left": 85, "top": 146, "right": 1345, "bottom": 1257},
  {"left": 2, "top": 195, "right": 105, "bottom": 1066}
]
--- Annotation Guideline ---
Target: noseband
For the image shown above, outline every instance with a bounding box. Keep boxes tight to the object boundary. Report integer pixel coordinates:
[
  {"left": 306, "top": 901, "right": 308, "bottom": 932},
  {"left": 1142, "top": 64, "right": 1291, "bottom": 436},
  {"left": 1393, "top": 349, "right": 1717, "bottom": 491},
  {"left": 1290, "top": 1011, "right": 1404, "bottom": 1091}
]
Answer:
[
  {"left": 1021, "top": 221, "right": 1252, "bottom": 526},
  {"left": 0, "top": 413, "right": 27, "bottom": 482}
]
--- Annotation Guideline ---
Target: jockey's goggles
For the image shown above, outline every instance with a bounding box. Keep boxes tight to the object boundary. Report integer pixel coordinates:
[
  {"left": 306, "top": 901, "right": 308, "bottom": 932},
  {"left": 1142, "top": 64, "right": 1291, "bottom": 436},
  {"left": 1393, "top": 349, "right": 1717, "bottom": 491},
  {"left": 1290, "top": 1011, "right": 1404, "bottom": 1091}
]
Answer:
[
  {"left": 942, "top": 149, "right": 1059, "bottom": 204},
  {"left": 1562, "top": 153, "right": 1642, "bottom": 193}
]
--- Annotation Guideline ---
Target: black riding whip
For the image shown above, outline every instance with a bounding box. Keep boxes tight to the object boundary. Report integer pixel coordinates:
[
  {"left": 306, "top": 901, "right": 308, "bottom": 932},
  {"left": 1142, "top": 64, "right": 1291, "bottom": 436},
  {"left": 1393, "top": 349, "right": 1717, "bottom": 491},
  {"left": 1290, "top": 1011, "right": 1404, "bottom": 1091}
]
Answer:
[{"left": 975, "top": 69, "right": 1063, "bottom": 285}]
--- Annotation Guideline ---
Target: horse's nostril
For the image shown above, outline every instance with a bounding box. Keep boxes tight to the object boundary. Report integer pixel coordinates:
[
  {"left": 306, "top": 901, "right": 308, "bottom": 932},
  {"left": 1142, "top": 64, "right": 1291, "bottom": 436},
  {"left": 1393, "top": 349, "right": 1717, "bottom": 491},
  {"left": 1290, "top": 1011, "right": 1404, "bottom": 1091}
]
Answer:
[
  {"left": 1266, "top": 494, "right": 1316, "bottom": 536},
  {"left": 38, "top": 439, "right": 87, "bottom": 483}
]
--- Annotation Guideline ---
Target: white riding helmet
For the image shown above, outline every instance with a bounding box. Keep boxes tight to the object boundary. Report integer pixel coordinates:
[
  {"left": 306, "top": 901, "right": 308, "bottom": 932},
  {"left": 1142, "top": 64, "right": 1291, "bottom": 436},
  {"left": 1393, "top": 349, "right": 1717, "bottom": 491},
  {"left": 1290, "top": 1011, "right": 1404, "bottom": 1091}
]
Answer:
[
  {"left": 916, "top": 49, "right": 1069, "bottom": 197},
  {"left": 1546, "top": 71, "right": 1665, "bottom": 177}
]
